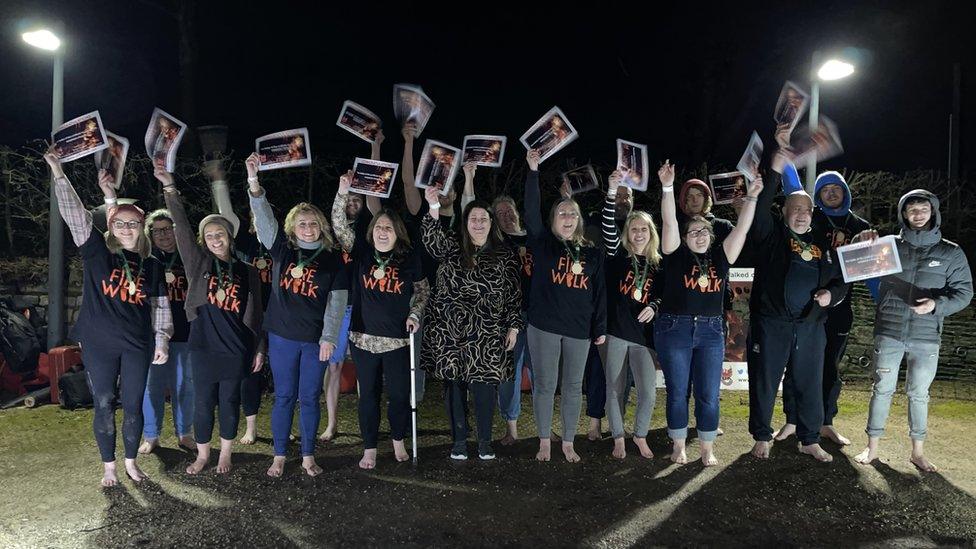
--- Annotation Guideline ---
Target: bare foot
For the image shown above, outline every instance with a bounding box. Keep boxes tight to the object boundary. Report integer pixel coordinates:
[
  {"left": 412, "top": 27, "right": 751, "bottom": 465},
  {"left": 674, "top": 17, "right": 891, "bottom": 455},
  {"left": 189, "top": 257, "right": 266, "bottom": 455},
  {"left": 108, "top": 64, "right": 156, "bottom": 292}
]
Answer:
[
  {"left": 910, "top": 454, "right": 938, "bottom": 472},
  {"left": 854, "top": 447, "right": 876, "bottom": 465},
  {"left": 587, "top": 418, "right": 602, "bottom": 441},
  {"left": 215, "top": 439, "right": 233, "bottom": 473},
  {"left": 138, "top": 438, "right": 158, "bottom": 455},
  {"left": 716, "top": 427, "right": 724, "bottom": 437},
  {"left": 302, "top": 456, "right": 323, "bottom": 477},
  {"left": 124, "top": 458, "right": 148, "bottom": 482},
  {"left": 266, "top": 456, "right": 286, "bottom": 477},
  {"left": 318, "top": 423, "right": 336, "bottom": 442},
  {"left": 774, "top": 423, "right": 796, "bottom": 441},
  {"left": 500, "top": 421, "right": 518, "bottom": 446},
  {"left": 700, "top": 442, "right": 718, "bottom": 467},
  {"left": 633, "top": 437, "right": 654, "bottom": 459},
  {"left": 820, "top": 425, "right": 851, "bottom": 446},
  {"left": 392, "top": 440, "right": 409, "bottom": 462},
  {"left": 536, "top": 438, "right": 551, "bottom": 462},
  {"left": 239, "top": 415, "right": 257, "bottom": 445},
  {"left": 101, "top": 462, "right": 119, "bottom": 487},
  {"left": 751, "top": 441, "right": 771, "bottom": 459},
  {"left": 178, "top": 435, "right": 196, "bottom": 451},
  {"left": 562, "top": 442, "right": 581, "bottom": 463},
  {"left": 798, "top": 442, "right": 833, "bottom": 463},
  {"left": 359, "top": 449, "right": 377, "bottom": 470},
  {"left": 670, "top": 440, "right": 688, "bottom": 464},
  {"left": 187, "top": 443, "right": 209, "bottom": 474},
  {"left": 611, "top": 437, "right": 626, "bottom": 460}
]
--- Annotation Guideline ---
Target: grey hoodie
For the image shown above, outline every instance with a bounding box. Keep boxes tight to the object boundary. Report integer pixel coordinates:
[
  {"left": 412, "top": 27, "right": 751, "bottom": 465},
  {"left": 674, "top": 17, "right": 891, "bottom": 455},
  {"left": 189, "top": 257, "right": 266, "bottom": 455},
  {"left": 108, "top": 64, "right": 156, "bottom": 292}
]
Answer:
[{"left": 873, "top": 189, "right": 973, "bottom": 344}]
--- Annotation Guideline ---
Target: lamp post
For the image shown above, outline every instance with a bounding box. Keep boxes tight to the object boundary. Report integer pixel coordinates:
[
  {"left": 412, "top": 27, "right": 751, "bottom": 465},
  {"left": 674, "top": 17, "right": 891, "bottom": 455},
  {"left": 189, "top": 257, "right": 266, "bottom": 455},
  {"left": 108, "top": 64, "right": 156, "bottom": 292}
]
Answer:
[
  {"left": 22, "top": 26, "right": 66, "bottom": 350},
  {"left": 806, "top": 53, "right": 855, "bottom": 194}
]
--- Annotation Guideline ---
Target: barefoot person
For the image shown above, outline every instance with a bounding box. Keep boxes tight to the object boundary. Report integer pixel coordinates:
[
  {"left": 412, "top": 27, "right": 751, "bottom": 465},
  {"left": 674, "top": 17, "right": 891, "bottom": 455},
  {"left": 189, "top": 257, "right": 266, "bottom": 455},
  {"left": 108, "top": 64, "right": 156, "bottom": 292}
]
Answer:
[
  {"left": 523, "top": 149, "right": 607, "bottom": 463},
  {"left": 658, "top": 161, "right": 758, "bottom": 466},
  {"left": 854, "top": 190, "right": 972, "bottom": 472},
  {"left": 747, "top": 155, "right": 847, "bottom": 463},
  {"left": 45, "top": 149, "right": 172, "bottom": 487},
  {"left": 774, "top": 170, "right": 871, "bottom": 446},
  {"left": 245, "top": 154, "right": 348, "bottom": 478},
  {"left": 332, "top": 171, "right": 429, "bottom": 470},
  {"left": 601, "top": 170, "right": 663, "bottom": 460},
  {"left": 138, "top": 209, "right": 195, "bottom": 454},
  {"left": 421, "top": 186, "right": 523, "bottom": 460},
  {"left": 156, "top": 168, "right": 264, "bottom": 475}
]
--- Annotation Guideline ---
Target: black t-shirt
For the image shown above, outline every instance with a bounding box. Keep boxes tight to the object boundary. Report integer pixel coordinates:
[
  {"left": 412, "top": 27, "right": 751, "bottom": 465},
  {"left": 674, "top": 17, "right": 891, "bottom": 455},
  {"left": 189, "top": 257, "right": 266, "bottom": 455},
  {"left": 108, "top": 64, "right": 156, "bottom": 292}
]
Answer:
[
  {"left": 235, "top": 230, "right": 274, "bottom": 310},
  {"left": 504, "top": 232, "right": 532, "bottom": 311},
  {"left": 71, "top": 231, "right": 166, "bottom": 351},
  {"left": 659, "top": 245, "right": 730, "bottom": 317},
  {"left": 188, "top": 258, "right": 254, "bottom": 363},
  {"left": 262, "top": 229, "right": 348, "bottom": 343},
  {"left": 526, "top": 233, "right": 607, "bottom": 340},
  {"left": 606, "top": 252, "right": 659, "bottom": 347},
  {"left": 785, "top": 233, "right": 823, "bottom": 318},
  {"left": 349, "top": 242, "right": 425, "bottom": 339},
  {"left": 155, "top": 249, "right": 189, "bottom": 343}
]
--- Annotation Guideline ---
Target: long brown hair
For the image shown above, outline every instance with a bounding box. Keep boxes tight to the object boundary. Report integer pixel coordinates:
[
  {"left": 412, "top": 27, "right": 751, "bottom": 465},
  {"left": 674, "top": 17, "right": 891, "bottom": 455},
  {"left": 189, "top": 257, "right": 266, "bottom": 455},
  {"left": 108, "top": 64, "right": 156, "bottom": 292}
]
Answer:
[
  {"left": 366, "top": 209, "right": 412, "bottom": 259},
  {"left": 460, "top": 200, "right": 506, "bottom": 268}
]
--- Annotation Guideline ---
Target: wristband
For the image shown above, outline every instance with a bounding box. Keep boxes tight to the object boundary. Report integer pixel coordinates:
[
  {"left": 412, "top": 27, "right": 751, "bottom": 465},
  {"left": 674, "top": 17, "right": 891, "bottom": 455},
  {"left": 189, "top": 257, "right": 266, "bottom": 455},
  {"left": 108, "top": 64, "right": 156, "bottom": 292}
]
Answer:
[
  {"left": 247, "top": 176, "right": 259, "bottom": 184},
  {"left": 428, "top": 203, "right": 441, "bottom": 210},
  {"left": 662, "top": 186, "right": 674, "bottom": 193},
  {"left": 742, "top": 196, "right": 758, "bottom": 203},
  {"left": 104, "top": 197, "right": 117, "bottom": 205},
  {"left": 607, "top": 190, "right": 617, "bottom": 199}
]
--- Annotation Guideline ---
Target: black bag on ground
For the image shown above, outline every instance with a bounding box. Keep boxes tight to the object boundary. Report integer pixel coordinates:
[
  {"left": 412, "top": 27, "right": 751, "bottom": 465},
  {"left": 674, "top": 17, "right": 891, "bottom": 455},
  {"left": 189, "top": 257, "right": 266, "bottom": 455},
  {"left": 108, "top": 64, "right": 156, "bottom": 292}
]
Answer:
[
  {"left": 0, "top": 300, "right": 41, "bottom": 374},
  {"left": 58, "top": 368, "right": 93, "bottom": 410}
]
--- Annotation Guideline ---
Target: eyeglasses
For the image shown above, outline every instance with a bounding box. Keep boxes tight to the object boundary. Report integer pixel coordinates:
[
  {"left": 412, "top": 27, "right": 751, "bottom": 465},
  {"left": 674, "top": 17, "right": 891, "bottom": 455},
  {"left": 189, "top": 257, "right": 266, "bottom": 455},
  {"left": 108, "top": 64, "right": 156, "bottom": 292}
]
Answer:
[
  {"left": 150, "top": 227, "right": 173, "bottom": 235},
  {"left": 112, "top": 220, "right": 142, "bottom": 230},
  {"left": 556, "top": 211, "right": 579, "bottom": 219},
  {"left": 686, "top": 228, "right": 710, "bottom": 238}
]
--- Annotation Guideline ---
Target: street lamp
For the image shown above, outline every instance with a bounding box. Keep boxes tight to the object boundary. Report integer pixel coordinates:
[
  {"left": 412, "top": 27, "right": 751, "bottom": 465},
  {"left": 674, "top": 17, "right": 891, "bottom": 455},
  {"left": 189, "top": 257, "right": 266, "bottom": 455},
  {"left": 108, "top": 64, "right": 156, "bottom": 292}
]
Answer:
[
  {"left": 22, "top": 26, "right": 66, "bottom": 350},
  {"left": 805, "top": 53, "right": 855, "bottom": 193}
]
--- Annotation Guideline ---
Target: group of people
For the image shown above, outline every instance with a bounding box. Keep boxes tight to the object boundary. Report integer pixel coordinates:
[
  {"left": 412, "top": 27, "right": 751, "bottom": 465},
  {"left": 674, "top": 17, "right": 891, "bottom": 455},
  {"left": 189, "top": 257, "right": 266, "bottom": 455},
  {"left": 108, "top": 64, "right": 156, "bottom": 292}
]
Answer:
[{"left": 43, "top": 114, "right": 972, "bottom": 487}]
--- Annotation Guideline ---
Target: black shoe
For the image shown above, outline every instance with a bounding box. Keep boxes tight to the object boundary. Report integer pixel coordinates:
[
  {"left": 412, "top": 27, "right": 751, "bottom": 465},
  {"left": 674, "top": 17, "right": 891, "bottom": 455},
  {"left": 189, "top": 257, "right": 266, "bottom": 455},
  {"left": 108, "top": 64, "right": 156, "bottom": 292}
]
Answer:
[
  {"left": 478, "top": 442, "right": 495, "bottom": 460},
  {"left": 450, "top": 441, "right": 468, "bottom": 460}
]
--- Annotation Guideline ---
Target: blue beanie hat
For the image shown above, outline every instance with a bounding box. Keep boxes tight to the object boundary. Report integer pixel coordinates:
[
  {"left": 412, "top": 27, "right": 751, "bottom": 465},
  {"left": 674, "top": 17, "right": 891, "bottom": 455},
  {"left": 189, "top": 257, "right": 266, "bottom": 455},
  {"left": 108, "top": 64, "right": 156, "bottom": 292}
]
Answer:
[{"left": 814, "top": 171, "right": 851, "bottom": 216}]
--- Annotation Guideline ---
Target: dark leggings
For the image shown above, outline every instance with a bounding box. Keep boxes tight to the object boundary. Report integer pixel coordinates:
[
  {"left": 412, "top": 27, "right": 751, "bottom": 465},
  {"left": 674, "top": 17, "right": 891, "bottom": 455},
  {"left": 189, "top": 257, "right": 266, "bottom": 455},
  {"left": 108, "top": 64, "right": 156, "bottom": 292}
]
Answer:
[
  {"left": 191, "top": 351, "right": 244, "bottom": 443},
  {"left": 83, "top": 343, "right": 152, "bottom": 462},
  {"left": 240, "top": 366, "right": 264, "bottom": 417},
  {"left": 445, "top": 380, "right": 497, "bottom": 444},
  {"left": 350, "top": 344, "right": 411, "bottom": 450}
]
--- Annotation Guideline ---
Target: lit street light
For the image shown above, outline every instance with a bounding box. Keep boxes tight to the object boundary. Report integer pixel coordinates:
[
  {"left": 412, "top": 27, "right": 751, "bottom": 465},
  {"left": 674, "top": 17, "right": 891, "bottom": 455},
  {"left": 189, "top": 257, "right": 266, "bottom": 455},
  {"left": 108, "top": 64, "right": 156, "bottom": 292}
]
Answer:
[{"left": 805, "top": 53, "right": 855, "bottom": 193}]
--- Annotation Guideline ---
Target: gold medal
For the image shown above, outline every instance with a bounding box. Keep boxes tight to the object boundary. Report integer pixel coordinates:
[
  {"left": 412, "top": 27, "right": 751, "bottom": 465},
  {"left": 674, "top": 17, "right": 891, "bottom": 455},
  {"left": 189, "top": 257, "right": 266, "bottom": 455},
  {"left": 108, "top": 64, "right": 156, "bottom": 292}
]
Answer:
[
  {"left": 800, "top": 250, "right": 813, "bottom": 261},
  {"left": 571, "top": 261, "right": 583, "bottom": 275},
  {"left": 373, "top": 267, "right": 386, "bottom": 280},
  {"left": 256, "top": 258, "right": 268, "bottom": 270},
  {"left": 216, "top": 288, "right": 226, "bottom": 302},
  {"left": 127, "top": 280, "right": 137, "bottom": 294},
  {"left": 165, "top": 271, "right": 176, "bottom": 284},
  {"left": 632, "top": 289, "right": 643, "bottom": 301},
  {"left": 698, "top": 275, "right": 709, "bottom": 288},
  {"left": 290, "top": 266, "right": 304, "bottom": 279}
]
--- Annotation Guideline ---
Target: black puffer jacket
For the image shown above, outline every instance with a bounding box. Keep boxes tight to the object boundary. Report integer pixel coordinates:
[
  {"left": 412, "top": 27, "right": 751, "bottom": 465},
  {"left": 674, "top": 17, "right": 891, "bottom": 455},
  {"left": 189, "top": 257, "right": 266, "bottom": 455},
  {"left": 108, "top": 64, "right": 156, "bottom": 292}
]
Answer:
[{"left": 873, "top": 190, "right": 973, "bottom": 344}]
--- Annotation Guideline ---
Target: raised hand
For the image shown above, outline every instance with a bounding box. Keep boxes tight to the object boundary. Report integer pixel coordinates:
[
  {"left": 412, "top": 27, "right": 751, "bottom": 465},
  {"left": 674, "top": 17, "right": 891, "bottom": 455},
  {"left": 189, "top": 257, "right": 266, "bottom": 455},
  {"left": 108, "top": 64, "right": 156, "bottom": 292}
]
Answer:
[
  {"left": 747, "top": 175, "right": 764, "bottom": 198},
  {"left": 774, "top": 122, "right": 792, "bottom": 149},
  {"left": 43, "top": 145, "right": 65, "bottom": 179},
  {"left": 153, "top": 165, "right": 174, "bottom": 188},
  {"left": 338, "top": 169, "right": 353, "bottom": 195},
  {"left": 608, "top": 170, "right": 623, "bottom": 194},
  {"left": 374, "top": 128, "right": 386, "bottom": 146},
  {"left": 402, "top": 121, "right": 418, "bottom": 141},
  {"left": 526, "top": 149, "right": 540, "bottom": 171},
  {"left": 658, "top": 160, "right": 675, "bottom": 188},
  {"left": 424, "top": 185, "right": 441, "bottom": 207},
  {"left": 463, "top": 161, "right": 477, "bottom": 180},
  {"left": 97, "top": 169, "right": 117, "bottom": 199}
]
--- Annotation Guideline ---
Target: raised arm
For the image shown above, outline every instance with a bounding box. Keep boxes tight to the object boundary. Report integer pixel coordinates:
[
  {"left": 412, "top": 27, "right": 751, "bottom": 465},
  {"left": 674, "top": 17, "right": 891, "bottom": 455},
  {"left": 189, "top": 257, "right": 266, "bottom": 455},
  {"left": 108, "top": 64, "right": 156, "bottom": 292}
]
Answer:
[
  {"left": 722, "top": 175, "right": 763, "bottom": 264},
  {"left": 204, "top": 160, "right": 241, "bottom": 237},
  {"left": 460, "top": 161, "right": 477, "bottom": 212},
  {"left": 523, "top": 149, "right": 544, "bottom": 238},
  {"left": 43, "top": 148, "right": 94, "bottom": 246},
  {"left": 156, "top": 168, "right": 207, "bottom": 268},
  {"left": 421, "top": 186, "right": 458, "bottom": 261},
  {"left": 332, "top": 171, "right": 358, "bottom": 253},
  {"left": 602, "top": 170, "right": 624, "bottom": 254},
  {"left": 365, "top": 129, "right": 385, "bottom": 215},
  {"left": 658, "top": 161, "right": 680, "bottom": 255},
  {"left": 400, "top": 123, "right": 422, "bottom": 216},
  {"left": 245, "top": 152, "right": 279, "bottom": 249}
]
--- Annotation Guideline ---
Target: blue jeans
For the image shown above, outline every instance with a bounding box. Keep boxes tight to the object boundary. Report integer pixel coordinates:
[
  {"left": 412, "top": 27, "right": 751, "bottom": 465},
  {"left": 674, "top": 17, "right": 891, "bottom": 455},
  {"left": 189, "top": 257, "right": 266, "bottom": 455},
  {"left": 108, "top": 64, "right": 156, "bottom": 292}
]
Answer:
[
  {"left": 142, "top": 342, "right": 193, "bottom": 439},
  {"left": 329, "top": 305, "right": 353, "bottom": 365},
  {"left": 866, "top": 335, "right": 941, "bottom": 441},
  {"left": 268, "top": 332, "right": 327, "bottom": 456},
  {"left": 498, "top": 317, "right": 532, "bottom": 421},
  {"left": 654, "top": 314, "right": 724, "bottom": 442}
]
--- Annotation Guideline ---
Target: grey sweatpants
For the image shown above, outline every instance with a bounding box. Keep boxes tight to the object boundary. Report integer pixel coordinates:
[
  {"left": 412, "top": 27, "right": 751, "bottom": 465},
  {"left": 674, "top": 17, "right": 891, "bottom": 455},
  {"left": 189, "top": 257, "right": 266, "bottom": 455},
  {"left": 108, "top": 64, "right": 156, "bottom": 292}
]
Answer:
[
  {"left": 528, "top": 324, "right": 591, "bottom": 440},
  {"left": 604, "top": 335, "right": 657, "bottom": 439}
]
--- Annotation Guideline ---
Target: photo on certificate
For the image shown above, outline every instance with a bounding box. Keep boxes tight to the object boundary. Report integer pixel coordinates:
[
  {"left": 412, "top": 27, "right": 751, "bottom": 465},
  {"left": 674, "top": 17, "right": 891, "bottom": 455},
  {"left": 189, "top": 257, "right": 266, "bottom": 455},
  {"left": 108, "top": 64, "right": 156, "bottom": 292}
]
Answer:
[
  {"left": 393, "top": 84, "right": 435, "bottom": 136},
  {"left": 462, "top": 135, "right": 507, "bottom": 167},
  {"left": 415, "top": 140, "right": 461, "bottom": 196},
  {"left": 791, "top": 116, "right": 844, "bottom": 166},
  {"left": 616, "top": 139, "right": 649, "bottom": 191},
  {"left": 144, "top": 108, "right": 187, "bottom": 172},
  {"left": 708, "top": 171, "right": 749, "bottom": 205},
  {"left": 773, "top": 80, "right": 810, "bottom": 133},
  {"left": 562, "top": 164, "right": 600, "bottom": 196},
  {"left": 836, "top": 235, "right": 903, "bottom": 283},
  {"left": 52, "top": 111, "right": 109, "bottom": 163},
  {"left": 255, "top": 127, "right": 312, "bottom": 171},
  {"left": 336, "top": 100, "right": 382, "bottom": 143},
  {"left": 736, "top": 131, "right": 764, "bottom": 181},
  {"left": 350, "top": 158, "right": 399, "bottom": 199},
  {"left": 94, "top": 131, "right": 129, "bottom": 189},
  {"left": 519, "top": 106, "right": 579, "bottom": 164}
]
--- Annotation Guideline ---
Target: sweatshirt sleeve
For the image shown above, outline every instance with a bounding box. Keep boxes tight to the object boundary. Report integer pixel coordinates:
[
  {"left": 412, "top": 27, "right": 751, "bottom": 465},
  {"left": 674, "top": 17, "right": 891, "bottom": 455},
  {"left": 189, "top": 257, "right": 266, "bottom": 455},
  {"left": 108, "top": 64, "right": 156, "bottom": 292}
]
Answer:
[
  {"left": 248, "top": 188, "right": 279, "bottom": 250},
  {"left": 933, "top": 246, "right": 974, "bottom": 317},
  {"left": 524, "top": 170, "right": 544, "bottom": 239}
]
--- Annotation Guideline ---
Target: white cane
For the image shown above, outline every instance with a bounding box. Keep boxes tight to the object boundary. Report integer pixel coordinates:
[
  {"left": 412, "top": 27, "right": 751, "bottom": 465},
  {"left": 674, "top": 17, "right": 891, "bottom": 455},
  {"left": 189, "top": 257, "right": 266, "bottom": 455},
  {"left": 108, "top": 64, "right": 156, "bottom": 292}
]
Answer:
[{"left": 409, "top": 330, "right": 419, "bottom": 463}]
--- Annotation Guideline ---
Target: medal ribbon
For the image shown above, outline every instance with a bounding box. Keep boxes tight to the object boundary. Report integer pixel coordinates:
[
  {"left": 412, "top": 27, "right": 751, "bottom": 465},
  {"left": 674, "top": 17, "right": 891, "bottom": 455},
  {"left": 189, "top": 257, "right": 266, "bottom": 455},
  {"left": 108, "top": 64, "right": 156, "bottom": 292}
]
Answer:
[
  {"left": 116, "top": 251, "right": 144, "bottom": 290},
  {"left": 563, "top": 241, "right": 581, "bottom": 266},
  {"left": 296, "top": 245, "right": 324, "bottom": 272},
  {"left": 213, "top": 256, "right": 235, "bottom": 290},
  {"left": 373, "top": 250, "right": 392, "bottom": 274},
  {"left": 630, "top": 254, "right": 649, "bottom": 294}
]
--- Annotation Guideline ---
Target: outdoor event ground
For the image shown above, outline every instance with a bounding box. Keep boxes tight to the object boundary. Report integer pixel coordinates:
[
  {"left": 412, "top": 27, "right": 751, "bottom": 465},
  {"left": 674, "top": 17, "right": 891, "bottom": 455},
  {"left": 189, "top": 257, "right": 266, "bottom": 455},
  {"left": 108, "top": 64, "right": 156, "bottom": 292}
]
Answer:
[{"left": 1, "top": 381, "right": 975, "bottom": 548}]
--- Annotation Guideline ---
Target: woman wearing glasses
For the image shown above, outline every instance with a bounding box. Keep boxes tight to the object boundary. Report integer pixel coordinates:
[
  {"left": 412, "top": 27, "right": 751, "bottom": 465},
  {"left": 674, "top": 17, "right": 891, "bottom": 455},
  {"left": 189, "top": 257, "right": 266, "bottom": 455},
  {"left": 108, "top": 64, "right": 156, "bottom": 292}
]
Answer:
[
  {"left": 523, "top": 149, "right": 607, "bottom": 463},
  {"left": 656, "top": 161, "right": 761, "bottom": 466},
  {"left": 44, "top": 148, "right": 173, "bottom": 487},
  {"left": 246, "top": 153, "right": 349, "bottom": 478}
]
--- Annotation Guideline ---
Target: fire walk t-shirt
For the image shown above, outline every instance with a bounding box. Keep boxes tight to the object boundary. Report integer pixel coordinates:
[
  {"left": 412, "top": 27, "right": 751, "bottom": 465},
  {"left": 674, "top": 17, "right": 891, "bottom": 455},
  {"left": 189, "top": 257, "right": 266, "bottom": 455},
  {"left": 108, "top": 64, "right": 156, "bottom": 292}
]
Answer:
[
  {"left": 526, "top": 233, "right": 607, "bottom": 340},
  {"left": 349, "top": 242, "right": 424, "bottom": 339},
  {"left": 659, "top": 245, "right": 730, "bottom": 317},
  {"left": 606, "top": 252, "right": 659, "bottom": 347},
  {"left": 188, "top": 258, "right": 254, "bottom": 361},
  {"left": 155, "top": 249, "right": 189, "bottom": 342}
]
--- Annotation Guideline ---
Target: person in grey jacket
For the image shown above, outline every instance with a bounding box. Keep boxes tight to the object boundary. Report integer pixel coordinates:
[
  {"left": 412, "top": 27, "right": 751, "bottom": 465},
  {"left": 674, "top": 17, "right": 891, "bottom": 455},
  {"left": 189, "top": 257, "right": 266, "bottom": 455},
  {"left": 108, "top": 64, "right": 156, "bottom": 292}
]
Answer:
[{"left": 854, "top": 189, "right": 972, "bottom": 472}]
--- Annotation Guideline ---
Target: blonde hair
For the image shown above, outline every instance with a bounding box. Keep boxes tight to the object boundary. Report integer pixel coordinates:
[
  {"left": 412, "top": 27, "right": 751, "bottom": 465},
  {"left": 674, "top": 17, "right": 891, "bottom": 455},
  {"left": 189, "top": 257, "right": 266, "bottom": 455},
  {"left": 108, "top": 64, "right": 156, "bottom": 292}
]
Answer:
[
  {"left": 548, "top": 198, "right": 592, "bottom": 247},
  {"left": 284, "top": 203, "right": 334, "bottom": 251},
  {"left": 622, "top": 211, "right": 661, "bottom": 266}
]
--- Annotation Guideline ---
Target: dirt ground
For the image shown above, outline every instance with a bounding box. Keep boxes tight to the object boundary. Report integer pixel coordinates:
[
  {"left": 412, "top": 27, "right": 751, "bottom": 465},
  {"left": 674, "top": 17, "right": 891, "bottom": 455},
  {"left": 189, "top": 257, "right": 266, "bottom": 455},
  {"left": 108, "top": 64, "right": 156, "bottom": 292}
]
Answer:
[{"left": 1, "top": 381, "right": 975, "bottom": 548}]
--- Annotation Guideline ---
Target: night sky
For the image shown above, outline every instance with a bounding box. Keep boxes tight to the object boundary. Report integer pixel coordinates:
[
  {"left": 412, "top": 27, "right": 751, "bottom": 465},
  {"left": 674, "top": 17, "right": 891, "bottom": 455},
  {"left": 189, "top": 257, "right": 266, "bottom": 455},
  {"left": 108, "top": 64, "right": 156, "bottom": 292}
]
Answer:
[{"left": 2, "top": 1, "right": 974, "bottom": 176}]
